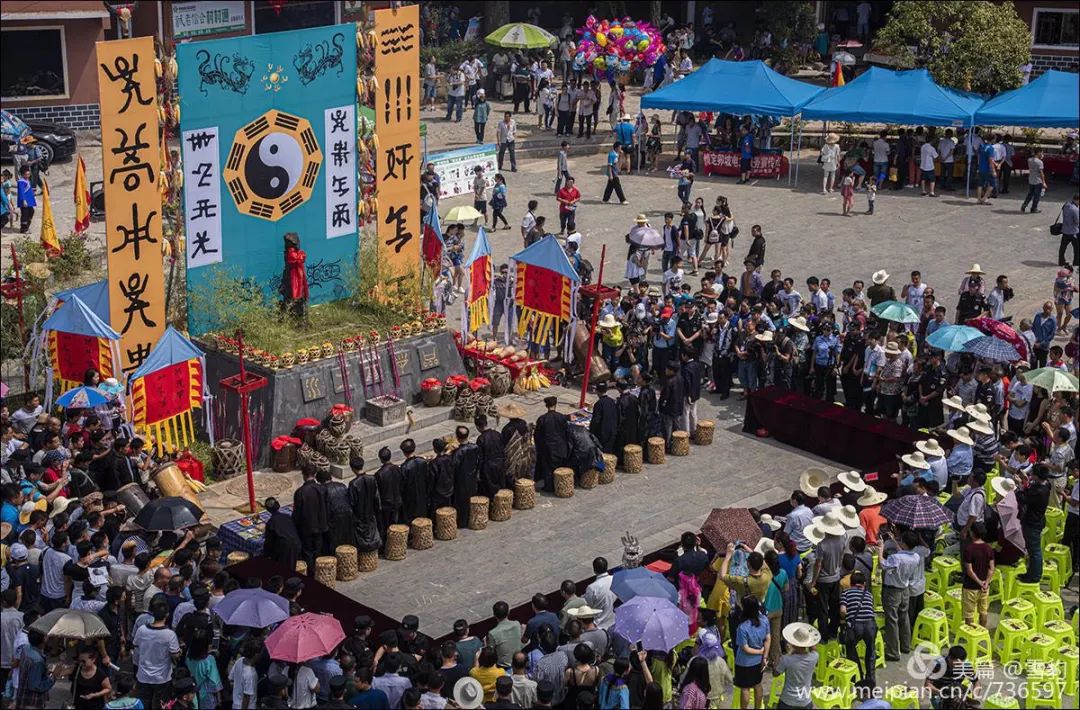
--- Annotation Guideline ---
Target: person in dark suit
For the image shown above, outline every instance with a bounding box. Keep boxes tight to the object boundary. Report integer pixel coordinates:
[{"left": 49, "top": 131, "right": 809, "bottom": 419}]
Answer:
[
  {"left": 399, "top": 439, "right": 429, "bottom": 523},
  {"left": 427, "top": 438, "right": 454, "bottom": 517},
  {"left": 348, "top": 457, "right": 382, "bottom": 554},
  {"left": 534, "top": 396, "right": 570, "bottom": 492},
  {"left": 292, "top": 466, "right": 329, "bottom": 566},
  {"left": 317, "top": 468, "right": 356, "bottom": 551},
  {"left": 659, "top": 362, "right": 685, "bottom": 452},
  {"left": 475, "top": 414, "right": 506, "bottom": 496},
  {"left": 588, "top": 381, "right": 618, "bottom": 455},
  {"left": 637, "top": 371, "right": 660, "bottom": 442},
  {"left": 613, "top": 379, "right": 640, "bottom": 464},
  {"left": 451, "top": 426, "right": 480, "bottom": 528},
  {"left": 374, "top": 448, "right": 403, "bottom": 552},
  {"left": 262, "top": 496, "right": 302, "bottom": 573}
]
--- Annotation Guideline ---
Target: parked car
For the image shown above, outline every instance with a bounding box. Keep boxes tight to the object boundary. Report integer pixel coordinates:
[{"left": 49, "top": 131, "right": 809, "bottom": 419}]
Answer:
[{"left": 0, "top": 110, "right": 76, "bottom": 167}]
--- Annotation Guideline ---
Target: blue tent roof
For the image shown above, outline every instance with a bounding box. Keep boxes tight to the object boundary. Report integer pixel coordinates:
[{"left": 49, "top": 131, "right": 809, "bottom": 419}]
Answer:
[
  {"left": 974, "top": 70, "right": 1079, "bottom": 128},
  {"left": 464, "top": 226, "right": 492, "bottom": 268},
  {"left": 510, "top": 235, "right": 580, "bottom": 283},
  {"left": 55, "top": 280, "right": 109, "bottom": 322},
  {"left": 640, "top": 59, "right": 823, "bottom": 116},
  {"left": 41, "top": 294, "right": 120, "bottom": 340},
  {"left": 801, "top": 67, "right": 984, "bottom": 126},
  {"left": 129, "top": 326, "right": 205, "bottom": 382}
]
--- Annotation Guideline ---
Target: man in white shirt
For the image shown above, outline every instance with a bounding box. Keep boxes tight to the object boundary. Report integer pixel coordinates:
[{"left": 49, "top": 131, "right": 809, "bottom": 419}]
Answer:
[
  {"left": 445, "top": 68, "right": 465, "bottom": 122},
  {"left": 133, "top": 604, "right": 182, "bottom": 708},
  {"left": 1021, "top": 147, "right": 1047, "bottom": 213},
  {"left": 1006, "top": 369, "right": 1033, "bottom": 435},
  {"left": 460, "top": 57, "right": 478, "bottom": 107},
  {"left": 496, "top": 111, "right": 517, "bottom": 172},
  {"left": 520, "top": 200, "right": 537, "bottom": 242},
  {"left": 583, "top": 557, "right": 616, "bottom": 629},
  {"left": 986, "top": 274, "right": 1011, "bottom": 321},
  {"left": 937, "top": 129, "right": 956, "bottom": 191},
  {"left": 919, "top": 139, "right": 939, "bottom": 197}
]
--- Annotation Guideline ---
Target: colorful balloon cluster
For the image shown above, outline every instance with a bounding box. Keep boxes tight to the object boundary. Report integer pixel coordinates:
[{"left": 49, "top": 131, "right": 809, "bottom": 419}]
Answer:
[{"left": 575, "top": 16, "right": 666, "bottom": 82}]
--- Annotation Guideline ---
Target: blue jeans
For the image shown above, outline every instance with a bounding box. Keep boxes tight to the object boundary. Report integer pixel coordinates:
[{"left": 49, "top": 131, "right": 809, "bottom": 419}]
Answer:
[
  {"left": 845, "top": 620, "right": 878, "bottom": 687},
  {"left": 737, "top": 359, "right": 759, "bottom": 393},
  {"left": 1022, "top": 183, "right": 1042, "bottom": 211},
  {"left": 873, "top": 161, "right": 888, "bottom": 184},
  {"left": 445, "top": 95, "right": 463, "bottom": 121},
  {"left": 1021, "top": 521, "right": 1043, "bottom": 582}
]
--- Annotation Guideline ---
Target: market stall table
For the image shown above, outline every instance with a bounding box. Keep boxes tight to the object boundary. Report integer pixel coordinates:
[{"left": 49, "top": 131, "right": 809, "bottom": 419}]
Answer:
[
  {"left": 742, "top": 386, "right": 918, "bottom": 471},
  {"left": 219, "top": 505, "right": 292, "bottom": 557}
]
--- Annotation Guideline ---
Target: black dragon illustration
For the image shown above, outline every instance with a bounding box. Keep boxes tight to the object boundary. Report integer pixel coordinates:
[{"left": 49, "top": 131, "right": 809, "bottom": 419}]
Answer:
[
  {"left": 195, "top": 50, "right": 255, "bottom": 96},
  {"left": 292, "top": 32, "right": 345, "bottom": 85}
]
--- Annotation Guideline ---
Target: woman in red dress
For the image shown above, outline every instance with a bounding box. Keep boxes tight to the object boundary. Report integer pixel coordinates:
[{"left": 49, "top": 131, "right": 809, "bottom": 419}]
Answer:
[{"left": 279, "top": 232, "right": 309, "bottom": 321}]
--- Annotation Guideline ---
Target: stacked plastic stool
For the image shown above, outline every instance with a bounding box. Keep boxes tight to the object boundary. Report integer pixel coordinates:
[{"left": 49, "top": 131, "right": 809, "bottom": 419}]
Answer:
[
  {"left": 953, "top": 623, "right": 992, "bottom": 667},
  {"left": 992, "top": 618, "right": 1030, "bottom": 665},
  {"left": 1021, "top": 633, "right": 1058, "bottom": 665},
  {"left": 1032, "top": 590, "right": 1065, "bottom": 627},
  {"left": 1000, "top": 598, "right": 1037, "bottom": 628},
  {"left": 912, "top": 608, "right": 950, "bottom": 655}
]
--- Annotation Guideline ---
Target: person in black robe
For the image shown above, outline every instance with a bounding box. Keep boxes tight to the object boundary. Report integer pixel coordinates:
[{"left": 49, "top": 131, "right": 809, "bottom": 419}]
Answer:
[
  {"left": 475, "top": 414, "right": 506, "bottom": 495},
  {"left": 588, "top": 381, "right": 619, "bottom": 455},
  {"left": 659, "top": 362, "right": 685, "bottom": 452},
  {"left": 399, "top": 439, "right": 430, "bottom": 523},
  {"left": 317, "top": 468, "right": 356, "bottom": 551},
  {"left": 614, "top": 379, "right": 641, "bottom": 464},
  {"left": 636, "top": 371, "right": 660, "bottom": 442},
  {"left": 347, "top": 457, "right": 382, "bottom": 553},
  {"left": 292, "top": 466, "right": 329, "bottom": 566},
  {"left": 427, "top": 439, "right": 454, "bottom": 517},
  {"left": 262, "top": 496, "right": 302, "bottom": 573},
  {"left": 534, "top": 396, "right": 570, "bottom": 492},
  {"left": 373, "top": 448, "right": 403, "bottom": 552},
  {"left": 451, "top": 426, "right": 480, "bottom": 528}
]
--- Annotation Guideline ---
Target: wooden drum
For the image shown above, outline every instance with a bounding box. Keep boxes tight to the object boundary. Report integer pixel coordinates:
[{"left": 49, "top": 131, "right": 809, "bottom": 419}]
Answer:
[
  {"left": 490, "top": 490, "right": 513, "bottom": 521},
  {"left": 694, "top": 420, "right": 716, "bottom": 446},
  {"left": 554, "top": 467, "right": 575, "bottom": 498},
  {"left": 117, "top": 483, "right": 149, "bottom": 517},
  {"left": 357, "top": 550, "right": 378, "bottom": 573},
  {"left": 671, "top": 431, "right": 691, "bottom": 456},
  {"left": 623, "top": 445, "right": 644, "bottom": 473},
  {"left": 599, "top": 454, "right": 617, "bottom": 484},
  {"left": 410, "top": 518, "right": 433, "bottom": 550},
  {"left": 335, "top": 545, "right": 358, "bottom": 581},
  {"left": 151, "top": 462, "right": 203, "bottom": 510},
  {"left": 469, "top": 496, "right": 490, "bottom": 530},
  {"left": 435, "top": 507, "right": 458, "bottom": 540},
  {"left": 386, "top": 524, "right": 409, "bottom": 560},
  {"left": 314, "top": 556, "right": 337, "bottom": 587},
  {"left": 647, "top": 437, "right": 666, "bottom": 465},
  {"left": 513, "top": 478, "right": 536, "bottom": 510}
]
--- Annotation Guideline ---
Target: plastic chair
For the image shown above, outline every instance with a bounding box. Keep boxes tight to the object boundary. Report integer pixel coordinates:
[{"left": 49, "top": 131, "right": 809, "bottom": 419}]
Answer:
[
  {"left": 1032, "top": 590, "right": 1065, "bottom": 627},
  {"left": 1040, "top": 559, "right": 1062, "bottom": 594},
  {"left": 930, "top": 555, "right": 961, "bottom": 594},
  {"left": 1021, "top": 633, "right": 1058, "bottom": 665},
  {"left": 1000, "top": 598, "right": 1037, "bottom": 629},
  {"left": 953, "top": 623, "right": 992, "bottom": 667},
  {"left": 982, "top": 693, "right": 1021, "bottom": 709},
  {"left": 912, "top": 608, "right": 950, "bottom": 653},
  {"left": 943, "top": 588, "right": 963, "bottom": 630},
  {"left": 1044, "top": 543, "right": 1073, "bottom": 590},
  {"left": 1042, "top": 619, "right": 1077, "bottom": 649},
  {"left": 996, "top": 562, "right": 1026, "bottom": 601},
  {"left": 992, "top": 618, "right": 1030, "bottom": 665},
  {"left": 1057, "top": 645, "right": 1078, "bottom": 700},
  {"left": 883, "top": 685, "right": 919, "bottom": 709},
  {"left": 810, "top": 686, "right": 847, "bottom": 710},
  {"left": 1026, "top": 663, "right": 1062, "bottom": 710}
]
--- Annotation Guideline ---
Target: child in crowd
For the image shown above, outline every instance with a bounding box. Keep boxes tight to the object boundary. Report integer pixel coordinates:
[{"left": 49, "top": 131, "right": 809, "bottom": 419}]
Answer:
[
  {"left": 840, "top": 174, "right": 855, "bottom": 217},
  {"left": 866, "top": 180, "right": 877, "bottom": 215}
]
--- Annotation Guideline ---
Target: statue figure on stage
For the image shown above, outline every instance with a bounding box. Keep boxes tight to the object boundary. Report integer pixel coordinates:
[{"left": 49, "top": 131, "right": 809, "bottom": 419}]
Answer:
[{"left": 280, "top": 232, "right": 309, "bottom": 323}]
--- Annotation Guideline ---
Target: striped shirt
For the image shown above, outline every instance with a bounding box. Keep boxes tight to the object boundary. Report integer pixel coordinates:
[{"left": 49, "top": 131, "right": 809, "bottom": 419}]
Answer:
[{"left": 840, "top": 587, "right": 876, "bottom": 623}]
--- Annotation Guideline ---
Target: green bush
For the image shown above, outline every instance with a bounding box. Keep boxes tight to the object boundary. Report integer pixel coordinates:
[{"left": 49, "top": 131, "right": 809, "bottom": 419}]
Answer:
[{"left": 420, "top": 40, "right": 488, "bottom": 70}]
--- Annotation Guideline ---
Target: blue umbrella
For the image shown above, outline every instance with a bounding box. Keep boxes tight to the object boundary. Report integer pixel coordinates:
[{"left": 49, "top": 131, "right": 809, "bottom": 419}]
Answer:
[
  {"left": 55, "top": 386, "right": 109, "bottom": 409},
  {"left": 612, "top": 596, "right": 689, "bottom": 652},
  {"left": 0, "top": 110, "right": 30, "bottom": 142},
  {"left": 925, "top": 325, "right": 984, "bottom": 352},
  {"left": 871, "top": 300, "right": 920, "bottom": 324},
  {"left": 212, "top": 587, "right": 289, "bottom": 628},
  {"left": 962, "top": 335, "right": 1020, "bottom": 363},
  {"left": 611, "top": 568, "right": 679, "bottom": 604}
]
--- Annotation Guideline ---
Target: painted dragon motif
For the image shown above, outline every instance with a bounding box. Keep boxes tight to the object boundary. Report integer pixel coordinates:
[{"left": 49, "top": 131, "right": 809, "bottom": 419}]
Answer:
[
  {"left": 196, "top": 50, "right": 255, "bottom": 96},
  {"left": 292, "top": 32, "right": 345, "bottom": 85}
]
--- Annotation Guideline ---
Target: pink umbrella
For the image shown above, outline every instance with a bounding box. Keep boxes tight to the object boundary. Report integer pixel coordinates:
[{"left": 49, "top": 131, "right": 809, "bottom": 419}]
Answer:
[
  {"left": 965, "top": 317, "right": 1028, "bottom": 361},
  {"left": 264, "top": 613, "right": 345, "bottom": 663}
]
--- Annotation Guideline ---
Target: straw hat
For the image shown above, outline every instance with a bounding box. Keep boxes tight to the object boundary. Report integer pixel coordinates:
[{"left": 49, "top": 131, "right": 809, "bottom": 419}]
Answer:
[
  {"left": 991, "top": 476, "right": 1017, "bottom": 499},
  {"left": 965, "top": 264, "right": 986, "bottom": 275},
  {"left": 566, "top": 604, "right": 602, "bottom": 619},
  {"left": 816, "top": 511, "right": 846, "bottom": 537},
  {"left": 901, "top": 451, "right": 931, "bottom": 470},
  {"left": 759, "top": 513, "right": 782, "bottom": 532},
  {"left": 634, "top": 213, "right": 649, "bottom": 224},
  {"left": 754, "top": 537, "right": 777, "bottom": 555},
  {"left": 942, "top": 395, "right": 965, "bottom": 412},
  {"left": 799, "top": 468, "right": 830, "bottom": 497},
  {"left": 498, "top": 402, "right": 527, "bottom": 419},
  {"left": 18, "top": 499, "right": 46, "bottom": 525},
  {"left": 825, "top": 132, "right": 840, "bottom": 145},
  {"left": 705, "top": 312, "right": 719, "bottom": 325},
  {"left": 884, "top": 342, "right": 902, "bottom": 357},
  {"left": 783, "top": 622, "right": 822, "bottom": 648},
  {"left": 756, "top": 330, "right": 774, "bottom": 343},
  {"left": 915, "top": 439, "right": 946, "bottom": 458},
  {"left": 872, "top": 270, "right": 890, "bottom": 285},
  {"left": 837, "top": 505, "right": 860, "bottom": 529},
  {"left": 453, "top": 677, "right": 485, "bottom": 709},
  {"left": 965, "top": 404, "right": 992, "bottom": 423},
  {"left": 597, "top": 314, "right": 619, "bottom": 329},
  {"left": 788, "top": 316, "right": 810, "bottom": 332},
  {"left": 50, "top": 496, "right": 74, "bottom": 517},
  {"left": 803, "top": 521, "right": 826, "bottom": 546},
  {"left": 857, "top": 489, "right": 888, "bottom": 507},
  {"left": 967, "top": 419, "right": 994, "bottom": 436},
  {"left": 947, "top": 426, "right": 974, "bottom": 446},
  {"left": 837, "top": 470, "right": 866, "bottom": 492},
  {"left": 620, "top": 113, "right": 632, "bottom": 121},
  {"left": 0, "top": 522, "right": 10, "bottom": 541}
]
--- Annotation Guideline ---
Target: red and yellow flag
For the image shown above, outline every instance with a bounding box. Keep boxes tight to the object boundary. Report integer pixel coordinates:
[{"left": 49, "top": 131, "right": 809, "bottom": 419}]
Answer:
[
  {"left": 39, "top": 179, "right": 62, "bottom": 256},
  {"left": 832, "top": 62, "right": 846, "bottom": 87},
  {"left": 73, "top": 155, "right": 91, "bottom": 234}
]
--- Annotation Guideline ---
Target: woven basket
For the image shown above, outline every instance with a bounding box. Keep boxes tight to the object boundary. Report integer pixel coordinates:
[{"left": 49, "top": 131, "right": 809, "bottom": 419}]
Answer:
[
  {"left": 623, "top": 445, "right": 644, "bottom": 473},
  {"left": 386, "top": 524, "right": 410, "bottom": 560},
  {"left": 295, "top": 561, "right": 308, "bottom": 576},
  {"left": 335, "top": 545, "right": 358, "bottom": 581},
  {"left": 513, "top": 478, "right": 536, "bottom": 509},
  {"left": 671, "top": 431, "right": 691, "bottom": 456},
  {"left": 554, "top": 467, "right": 575, "bottom": 498},
  {"left": 314, "top": 556, "right": 337, "bottom": 588},
  {"left": 693, "top": 420, "right": 716, "bottom": 446},
  {"left": 599, "top": 454, "right": 617, "bottom": 484},
  {"left": 579, "top": 467, "right": 598, "bottom": 489},
  {"left": 357, "top": 550, "right": 378, "bottom": 573},
  {"left": 435, "top": 507, "right": 458, "bottom": 539},
  {"left": 410, "top": 518, "right": 433, "bottom": 550},
  {"left": 647, "top": 437, "right": 666, "bottom": 465},
  {"left": 490, "top": 489, "right": 513, "bottom": 521},
  {"left": 469, "top": 496, "right": 490, "bottom": 530},
  {"left": 226, "top": 551, "right": 249, "bottom": 566}
]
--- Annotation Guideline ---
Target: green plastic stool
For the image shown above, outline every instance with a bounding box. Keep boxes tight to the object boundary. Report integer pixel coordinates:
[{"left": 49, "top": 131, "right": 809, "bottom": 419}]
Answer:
[
  {"left": 1000, "top": 598, "right": 1037, "bottom": 628},
  {"left": 1057, "top": 645, "right": 1078, "bottom": 700},
  {"left": 922, "top": 589, "right": 944, "bottom": 611},
  {"left": 1040, "top": 559, "right": 1062, "bottom": 594},
  {"left": 996, "top": 562, "right": 1026, "bottom": 601},
  {"left": 982, "top": 693, "right": 1021, "bottom": 709},
  {"left": 930, "top": 555, "right": 961, "bottom": 594},
  {"left": 874, "top": 631, "right": 886, "bottom": 669},
  {"left": 814, "top": 640, "right": 841, "bottom": 683},
  {"left": 953, "top": 623, "right": 992, "bottom": 667},
  {"left": 912, "top": 608, "right": 950, "bottom": 653},
  {"left": 942, "top": 587, "right": 962, "bottom": 629},
  {"left": 1044, "top": 543, "right": 1073, "bottom": 590},
  {"left": 810, "top": 686, "right": 846, "bottom": 710},
  {"left": 767, "top": 673, "right": 784, "bottom": 708},
  {"left": 1042, "top": 619, "right": 1077, "bottom": 649},
  {"left": 993, "top": 618, "right": 1030, "bottom": 665},
  {"left": 823, "top": 657, "right": 860, "bottom": 701},
  {"left": 1032, "top": 590, "right": 1065, "bottom": 627},
  {"left": 1021, "top": 633, "right": 1058, "bottom": 665},
  {"left": 883, "top": 685, "right": 919, "bottom": 709},
  {"left": 1026, "top": 663, "right": 1062, "bottom": 709},
  {"left": 1013, "top": 580, "right": 1042, "bottom": 606},
  {"left": 1044, "top": 507, "right": 1065, "bottom": 544}
]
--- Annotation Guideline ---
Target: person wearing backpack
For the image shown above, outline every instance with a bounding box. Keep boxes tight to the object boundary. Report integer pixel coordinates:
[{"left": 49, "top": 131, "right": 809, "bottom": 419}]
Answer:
[
  {"left": 597, "top": 658, "right": 631, "bottom": 709},
  {"left": 955, "top": 471, "right": 988, "bottom": 548}
]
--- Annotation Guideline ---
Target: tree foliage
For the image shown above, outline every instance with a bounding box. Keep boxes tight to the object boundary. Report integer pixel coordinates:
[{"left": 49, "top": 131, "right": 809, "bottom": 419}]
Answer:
[
  {"left": 873, "top": 1, "right": 1031, "bottom": 94},
  {"left": 756, "top": 1, "right": 818, "bottom": 46}
]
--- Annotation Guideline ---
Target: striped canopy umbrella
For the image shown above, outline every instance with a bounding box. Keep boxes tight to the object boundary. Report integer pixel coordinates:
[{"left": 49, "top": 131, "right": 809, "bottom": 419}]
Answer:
[
  {"left": 962, "top": 335, "right": 1020, "bottom": 363},
  {"left": 485, "top": 22, "right": 557, "bottom": 49},
  {"left": 871, "top": 300, "right": 920, "bottom": 324}
]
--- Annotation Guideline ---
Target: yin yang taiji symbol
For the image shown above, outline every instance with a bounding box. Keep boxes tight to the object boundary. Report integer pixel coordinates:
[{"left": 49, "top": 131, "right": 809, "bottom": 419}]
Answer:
[{"left": 245, "top": 133, "right": 303, "bottom": 199}]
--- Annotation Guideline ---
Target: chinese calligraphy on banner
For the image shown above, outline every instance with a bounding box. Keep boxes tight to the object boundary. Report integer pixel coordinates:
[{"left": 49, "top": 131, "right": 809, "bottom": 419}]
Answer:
[
  {"left": 324, "top": 104, "right": 356, "bottom": 239},
  {"left": 97, "top": 37, "right": 165, "bottom": 373},
  {"left": 374, "top": 5, "right": 421, "bottom": 284},
  {"left": 181, "top": 127, "right": 223, "bottom": 269},
  {"left": 702, "top": 151, "right": 789, "bottom": 178}
]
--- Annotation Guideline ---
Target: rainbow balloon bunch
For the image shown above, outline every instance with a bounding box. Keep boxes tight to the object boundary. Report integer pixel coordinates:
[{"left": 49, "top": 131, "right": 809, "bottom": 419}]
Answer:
[{"left": 575, "top": 15, "right": 666, "bottom": 82}]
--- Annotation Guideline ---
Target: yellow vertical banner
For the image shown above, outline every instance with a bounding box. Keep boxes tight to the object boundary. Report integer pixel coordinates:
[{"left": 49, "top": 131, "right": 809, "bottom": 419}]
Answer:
[
  {"left": 374, "top": 5, "right": 422, "bottom": 289},
  {"left": 97, "top": 37, "right": 165, "bottom": 374}
]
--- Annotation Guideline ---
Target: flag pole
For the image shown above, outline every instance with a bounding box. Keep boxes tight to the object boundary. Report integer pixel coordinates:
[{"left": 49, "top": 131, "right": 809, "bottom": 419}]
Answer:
[{"left": 578, "top": 243, "right": 606, "bottom": 409}]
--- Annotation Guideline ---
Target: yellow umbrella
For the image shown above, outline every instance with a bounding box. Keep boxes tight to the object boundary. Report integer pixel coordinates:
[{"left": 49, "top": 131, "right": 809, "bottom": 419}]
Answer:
[{"left": 444, "top": 205, "right": 483, "bottom": 222}]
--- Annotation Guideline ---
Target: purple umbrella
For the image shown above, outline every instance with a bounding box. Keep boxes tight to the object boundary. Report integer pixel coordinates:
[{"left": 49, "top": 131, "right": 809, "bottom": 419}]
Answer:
[
  {"left": 612, "top": 596, "right": 689, "bottom": 652},
  {"left": 212, "top": 587, "right": 290, "bottom": 628},
  {"left": 880, "top": 494, "right": 950, "bottom": 530},
  {"left": 611, "top": 567, "right": 679, "bottom": 604}
]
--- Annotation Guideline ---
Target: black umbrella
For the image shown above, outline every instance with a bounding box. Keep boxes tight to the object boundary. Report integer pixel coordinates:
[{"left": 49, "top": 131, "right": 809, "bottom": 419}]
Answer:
[{"left": 133, "top": 496, "right": 203, "bottom": 531}]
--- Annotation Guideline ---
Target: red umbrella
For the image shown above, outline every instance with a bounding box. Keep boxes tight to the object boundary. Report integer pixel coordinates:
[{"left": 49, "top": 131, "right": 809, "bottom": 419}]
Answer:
[
  {"left": 965, "top": 317, "right": 1028, "bottom": 361},
  {"left": 264, "top": 613, "right": 345, "bottom": 663}
]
